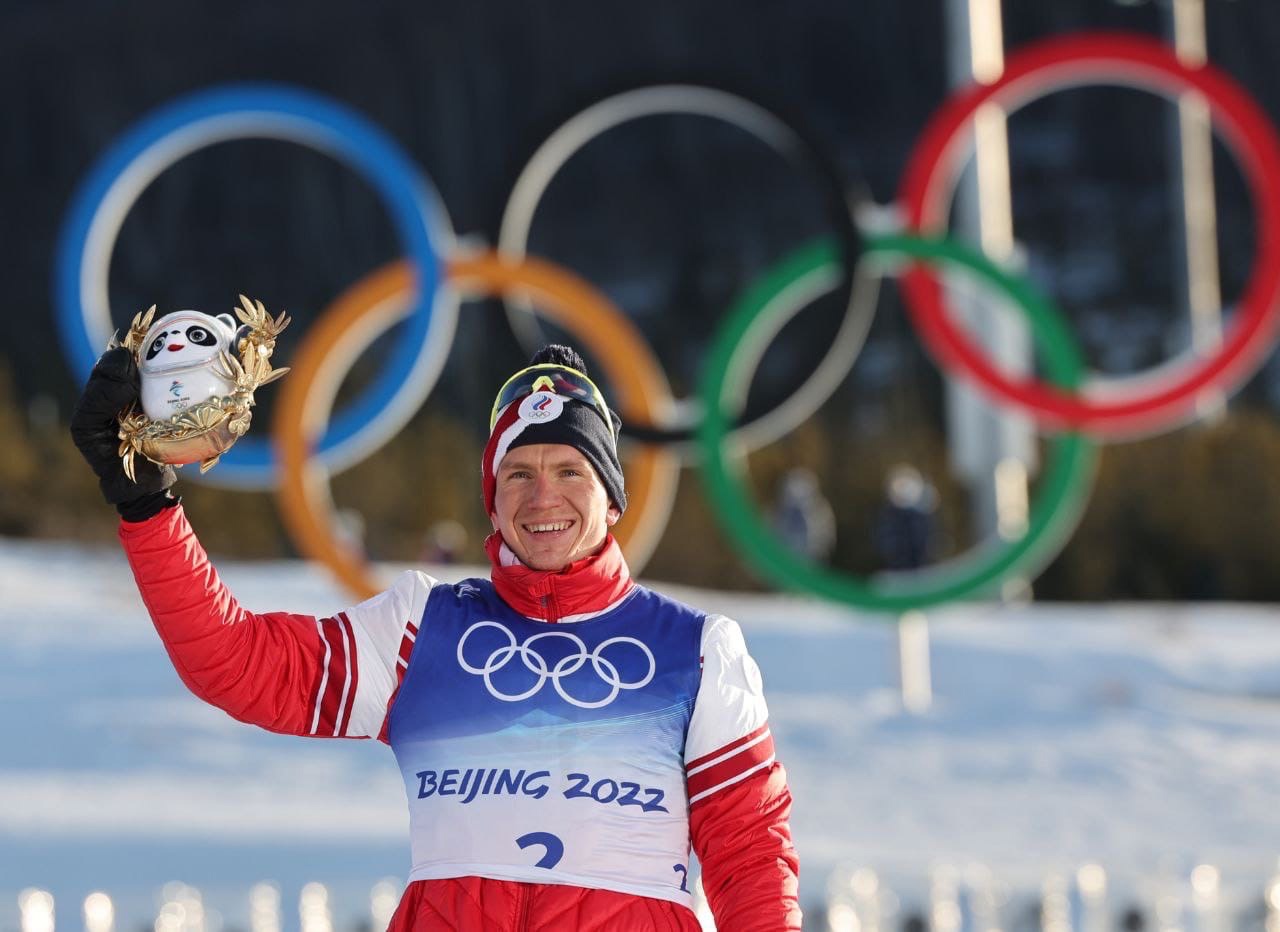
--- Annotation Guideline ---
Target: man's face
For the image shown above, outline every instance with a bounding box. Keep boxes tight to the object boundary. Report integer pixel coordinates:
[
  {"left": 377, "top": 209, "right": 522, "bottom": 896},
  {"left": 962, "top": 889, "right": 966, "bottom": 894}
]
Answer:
[{"left": 490, "top": 443, "right": 620, "bottom": 571}]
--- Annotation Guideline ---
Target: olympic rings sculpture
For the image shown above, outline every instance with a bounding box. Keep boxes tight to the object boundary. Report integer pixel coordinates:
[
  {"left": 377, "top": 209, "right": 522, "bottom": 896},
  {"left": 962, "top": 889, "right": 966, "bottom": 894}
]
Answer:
[
  {"left": 54, "top": 32, "right": 1280, "bottom": 613},
  {"left": 456, "top": 621, "right": 655, "bottom": 709},
  {"left": 54, "top": 84, "right": 458, "bottom": 488},
  {"left": 496, "top": 83, "right": 877, "bottom": 451},
  {"left": 274, "top": 252, "right": 681, "bottom": 599},
  {"left": 698, "top": 234, "right": 1097, "bottom": 612},
  {"left": 898, "top": 33, "right": 1280, "bottom": 437}
]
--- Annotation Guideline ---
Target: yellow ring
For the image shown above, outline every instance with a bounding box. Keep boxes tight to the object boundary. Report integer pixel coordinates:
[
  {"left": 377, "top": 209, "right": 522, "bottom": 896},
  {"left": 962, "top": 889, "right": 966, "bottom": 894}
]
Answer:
[{"left": 274, "top": 252, "right": 680, "bottom": 599}]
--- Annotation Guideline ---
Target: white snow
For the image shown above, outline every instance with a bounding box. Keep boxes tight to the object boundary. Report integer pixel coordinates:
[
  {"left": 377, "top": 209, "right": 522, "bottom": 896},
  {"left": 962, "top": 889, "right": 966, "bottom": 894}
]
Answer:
[{"left": 2, "top": 535, "right": 1278, "bottom": 930}]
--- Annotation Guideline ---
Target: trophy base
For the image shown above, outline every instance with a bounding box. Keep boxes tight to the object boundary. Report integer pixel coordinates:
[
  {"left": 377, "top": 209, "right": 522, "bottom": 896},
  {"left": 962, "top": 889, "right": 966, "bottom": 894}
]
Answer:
[{"left": 119, "top": 395, "right": 253, "bottom": 476}]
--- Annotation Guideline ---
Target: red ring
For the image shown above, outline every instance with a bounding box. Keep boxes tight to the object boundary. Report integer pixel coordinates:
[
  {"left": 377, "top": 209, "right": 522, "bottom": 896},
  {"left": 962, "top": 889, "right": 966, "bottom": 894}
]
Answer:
[{"left": 898, "top": 32, "right": 1280, "bottom": 435}]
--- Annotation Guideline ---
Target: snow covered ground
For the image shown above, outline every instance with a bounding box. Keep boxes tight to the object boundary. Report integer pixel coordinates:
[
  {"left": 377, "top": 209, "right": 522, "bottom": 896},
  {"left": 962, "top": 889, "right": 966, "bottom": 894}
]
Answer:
[{"left": 2, "top": 535, "right": 1279, "bottom": 930}]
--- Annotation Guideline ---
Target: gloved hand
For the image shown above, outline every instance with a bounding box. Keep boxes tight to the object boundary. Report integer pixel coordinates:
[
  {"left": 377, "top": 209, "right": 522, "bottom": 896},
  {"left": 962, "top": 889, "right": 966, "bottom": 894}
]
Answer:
[{"left": 70, "top": 346, "right": 177, "bottom": 522}]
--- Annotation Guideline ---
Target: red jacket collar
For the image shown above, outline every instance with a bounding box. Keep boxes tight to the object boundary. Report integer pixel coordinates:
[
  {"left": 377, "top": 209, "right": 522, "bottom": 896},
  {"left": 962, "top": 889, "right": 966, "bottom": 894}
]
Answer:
[{"left": 485, "top": 532, "right": 634, "bottom": 622}]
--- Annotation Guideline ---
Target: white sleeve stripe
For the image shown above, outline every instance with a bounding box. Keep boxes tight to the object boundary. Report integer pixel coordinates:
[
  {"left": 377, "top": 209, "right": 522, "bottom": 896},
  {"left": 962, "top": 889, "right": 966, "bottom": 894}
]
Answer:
[
  {"left": 333, "top": 615, "right": 354, "bottom": 737},
  {"left": 309, "top": 617, "right": 332, "bottom": 735},
  {"left": 333, "top": 570, "right": 437, "bottom": 739},
  {"left": 340, "top": 618, "right": 383, "bottom": 739},
  {"left": 687, "top": 755, "right": 775, "bottom": 805},
  {"left": 685, "top": 728, "right": 771, "bottom": 777}
]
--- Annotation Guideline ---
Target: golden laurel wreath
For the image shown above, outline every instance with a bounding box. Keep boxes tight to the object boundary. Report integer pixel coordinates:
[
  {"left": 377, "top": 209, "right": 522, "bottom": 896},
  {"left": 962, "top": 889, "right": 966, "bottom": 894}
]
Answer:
[{"left": 114, "top": 295, "right": 291, "bottom": 479}]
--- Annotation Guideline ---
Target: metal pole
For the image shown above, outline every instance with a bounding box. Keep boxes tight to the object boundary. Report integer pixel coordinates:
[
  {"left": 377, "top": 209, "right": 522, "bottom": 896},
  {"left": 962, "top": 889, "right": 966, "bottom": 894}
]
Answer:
[
  {"left": 897, "top": 609, "right": 933, "bottom": 714},
  {"left": 1167, "top": 0, "right": 1225, "bottom": 422},
  {"left": 943, "top": 0, "right": 1035, "bottom": 599}
]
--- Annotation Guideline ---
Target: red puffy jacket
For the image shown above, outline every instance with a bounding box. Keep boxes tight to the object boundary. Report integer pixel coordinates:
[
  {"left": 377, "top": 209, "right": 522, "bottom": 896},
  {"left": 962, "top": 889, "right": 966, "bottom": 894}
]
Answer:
[{"left": 120, "top": 505, "right": 801, "bottom": 930}]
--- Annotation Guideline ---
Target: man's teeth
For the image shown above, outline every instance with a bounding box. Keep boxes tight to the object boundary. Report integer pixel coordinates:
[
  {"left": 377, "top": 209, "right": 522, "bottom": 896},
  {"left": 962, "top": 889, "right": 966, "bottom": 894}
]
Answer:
[{"left": 526, "top": 521, "right": 572, "bottom": 533}]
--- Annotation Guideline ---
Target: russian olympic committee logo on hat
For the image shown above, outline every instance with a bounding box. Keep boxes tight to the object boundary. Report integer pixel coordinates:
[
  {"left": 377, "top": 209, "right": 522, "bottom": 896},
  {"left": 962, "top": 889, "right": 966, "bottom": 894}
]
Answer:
[
  {"left": 518, "top": 390, "right": 564, "bottom": 423},
  {"left": 457, "top": 621, "right": 655, "bottom": 709}
]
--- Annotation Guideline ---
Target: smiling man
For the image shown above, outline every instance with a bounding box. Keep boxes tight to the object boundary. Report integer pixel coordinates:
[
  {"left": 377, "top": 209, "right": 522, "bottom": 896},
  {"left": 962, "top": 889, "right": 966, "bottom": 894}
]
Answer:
[
  {"left": 71, "top": 342, "right": 800, "bottom": 931},
  {"left": 491, "top": 443, "right": 617, "bottom": 570}
]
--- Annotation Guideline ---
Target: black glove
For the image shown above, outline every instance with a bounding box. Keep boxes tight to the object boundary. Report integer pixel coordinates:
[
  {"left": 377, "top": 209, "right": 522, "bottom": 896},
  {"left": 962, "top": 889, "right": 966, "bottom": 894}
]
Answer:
[{"left": 70, "top": 346, "right": 178, "bottom": 522}]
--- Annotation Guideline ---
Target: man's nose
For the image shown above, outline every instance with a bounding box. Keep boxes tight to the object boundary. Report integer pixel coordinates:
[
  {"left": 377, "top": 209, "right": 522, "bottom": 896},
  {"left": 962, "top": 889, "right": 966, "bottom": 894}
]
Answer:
[{"left": 528, "top": 473, "right": 558, "bottom": 505}]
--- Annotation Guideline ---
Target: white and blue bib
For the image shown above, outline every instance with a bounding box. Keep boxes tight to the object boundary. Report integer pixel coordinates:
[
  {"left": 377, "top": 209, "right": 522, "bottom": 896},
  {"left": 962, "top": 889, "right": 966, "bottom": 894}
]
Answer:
[{"left": 387, "top": 579, "right": 705, "bottom": 907}]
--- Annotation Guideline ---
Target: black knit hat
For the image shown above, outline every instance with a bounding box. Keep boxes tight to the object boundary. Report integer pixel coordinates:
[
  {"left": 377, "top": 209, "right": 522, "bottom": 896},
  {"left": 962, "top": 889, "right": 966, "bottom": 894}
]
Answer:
[{"left": 482, "top": 345, "right": 626, "bottom": 514}]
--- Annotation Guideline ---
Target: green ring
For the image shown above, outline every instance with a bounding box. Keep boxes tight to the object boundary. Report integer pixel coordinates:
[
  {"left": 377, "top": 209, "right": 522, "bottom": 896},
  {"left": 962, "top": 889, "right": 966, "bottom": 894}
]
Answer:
[{"left": 696, "top": 233, "right": 1098, "bottom": 613}]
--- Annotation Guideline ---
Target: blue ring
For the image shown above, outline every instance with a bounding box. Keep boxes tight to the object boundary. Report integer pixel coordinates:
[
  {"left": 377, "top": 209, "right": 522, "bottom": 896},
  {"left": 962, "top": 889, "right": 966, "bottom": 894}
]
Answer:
[{"left": 54, "top": 84, "right": 445, "bottom": 486}]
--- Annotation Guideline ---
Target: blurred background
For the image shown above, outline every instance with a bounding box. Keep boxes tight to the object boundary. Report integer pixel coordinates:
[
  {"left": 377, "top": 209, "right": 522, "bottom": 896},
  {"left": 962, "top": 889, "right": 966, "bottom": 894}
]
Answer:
[{"left": 4, "top": 0, "right": 1280, "bottom": 929}]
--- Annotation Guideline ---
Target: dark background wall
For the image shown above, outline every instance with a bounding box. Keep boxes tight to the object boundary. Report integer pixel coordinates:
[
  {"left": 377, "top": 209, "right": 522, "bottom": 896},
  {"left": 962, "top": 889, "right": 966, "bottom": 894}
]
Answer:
[{"left": 5, "top": 0, "right": 1280, "bottom": 600}]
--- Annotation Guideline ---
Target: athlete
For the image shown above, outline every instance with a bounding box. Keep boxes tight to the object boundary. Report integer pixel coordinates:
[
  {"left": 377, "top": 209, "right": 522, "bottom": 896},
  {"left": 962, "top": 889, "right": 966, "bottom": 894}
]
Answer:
[{"left": 71, "top": 341, "right": 801, "bottom": 931}]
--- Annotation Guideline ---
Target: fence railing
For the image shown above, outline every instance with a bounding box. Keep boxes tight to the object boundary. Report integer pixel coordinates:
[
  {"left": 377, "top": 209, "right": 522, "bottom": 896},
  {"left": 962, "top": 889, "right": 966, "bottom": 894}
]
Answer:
[
  {"left": 18, "top": 863, "right": 1280, "bottom": 932},
  {"left": 821, "top": 861, "right": 1280, "bottom": 932}
]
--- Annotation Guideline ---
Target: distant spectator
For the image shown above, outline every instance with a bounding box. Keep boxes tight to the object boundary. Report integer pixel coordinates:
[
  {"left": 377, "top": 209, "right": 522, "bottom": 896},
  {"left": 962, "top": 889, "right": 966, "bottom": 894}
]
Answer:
[
  {"left": 421, "top": 518, "right": 468, "bottom": 564},
  {"left": 901, "top": 910, "right": 928, "bottom": 932},
  {"left": 1120, "top": 905, "right": 1146, "bottom": 930},
  {"left": 771, "top": 466, "right": 836, "bottom": 562},
  {"left": 873, "top": 464, "right": 938, "bottom": 572}
]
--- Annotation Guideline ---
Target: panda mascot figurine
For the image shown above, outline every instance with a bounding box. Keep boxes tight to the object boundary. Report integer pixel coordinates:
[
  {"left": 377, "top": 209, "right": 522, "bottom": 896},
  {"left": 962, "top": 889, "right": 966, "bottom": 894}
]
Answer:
[
  {"left": 138, "top": 310, "right": 242, "bottom": 420},
  {"left": 115, "top": 296, "right": 290, "bottom": 476}
]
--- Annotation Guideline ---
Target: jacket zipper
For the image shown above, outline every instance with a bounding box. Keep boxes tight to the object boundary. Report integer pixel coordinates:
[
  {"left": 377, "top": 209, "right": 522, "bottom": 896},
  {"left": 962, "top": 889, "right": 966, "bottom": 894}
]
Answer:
[
  {"left": 514, "top": 882, "right": 530, "bottom": 930},
  {"left": 540, "top": 582, "right": 560, "bottom": 623}
]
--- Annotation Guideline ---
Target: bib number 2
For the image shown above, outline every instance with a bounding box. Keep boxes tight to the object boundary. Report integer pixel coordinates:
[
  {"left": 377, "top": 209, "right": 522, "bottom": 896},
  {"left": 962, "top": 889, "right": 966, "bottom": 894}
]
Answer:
[{"left": 516, "top": 831, "right": 564, "bottom": 869}]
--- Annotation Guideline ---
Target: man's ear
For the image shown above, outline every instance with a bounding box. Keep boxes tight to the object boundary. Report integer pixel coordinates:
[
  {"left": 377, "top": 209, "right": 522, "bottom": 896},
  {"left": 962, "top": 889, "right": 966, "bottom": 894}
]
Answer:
[{"left": 606, "top": 504, "right": 622, "bottom": 526}]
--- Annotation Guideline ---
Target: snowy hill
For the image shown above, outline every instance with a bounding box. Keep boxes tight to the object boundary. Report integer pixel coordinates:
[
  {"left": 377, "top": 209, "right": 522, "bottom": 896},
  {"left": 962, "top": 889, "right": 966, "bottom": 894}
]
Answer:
[{"left": 3, "top": 537, "right": 1279, "bottom": 930}]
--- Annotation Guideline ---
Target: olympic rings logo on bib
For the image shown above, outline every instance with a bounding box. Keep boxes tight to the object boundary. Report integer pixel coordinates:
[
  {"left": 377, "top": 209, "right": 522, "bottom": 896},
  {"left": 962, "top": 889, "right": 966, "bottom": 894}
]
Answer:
[{"left": 456, "top": 621, "right": 656, "bottom": 709}]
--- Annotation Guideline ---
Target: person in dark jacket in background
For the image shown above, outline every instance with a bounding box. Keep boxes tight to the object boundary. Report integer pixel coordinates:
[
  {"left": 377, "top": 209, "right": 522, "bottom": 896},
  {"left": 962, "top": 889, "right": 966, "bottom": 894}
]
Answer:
[{"left": 874, "top": 463, "right": 938, "bottom": 572}]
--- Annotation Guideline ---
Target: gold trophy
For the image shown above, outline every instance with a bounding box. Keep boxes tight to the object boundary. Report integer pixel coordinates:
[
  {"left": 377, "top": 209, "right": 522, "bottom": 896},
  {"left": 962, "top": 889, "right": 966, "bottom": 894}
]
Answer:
[{"left": 114, "top": 295, "right": 290, "bottom": 479}]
